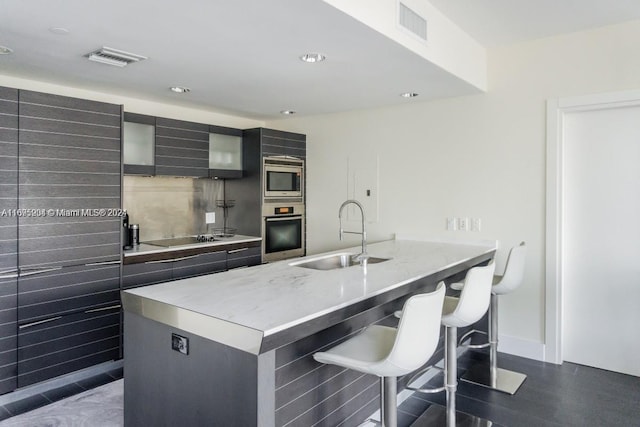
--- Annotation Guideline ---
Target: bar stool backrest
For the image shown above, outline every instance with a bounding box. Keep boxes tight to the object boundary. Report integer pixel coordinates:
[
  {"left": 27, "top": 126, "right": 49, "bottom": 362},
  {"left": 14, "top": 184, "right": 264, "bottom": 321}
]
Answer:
[
  {"left": 443, "top": 262, "right": 495, "bottom": 327},
  {"left": 386, "top": 282, "right": 446, "bottom": 373},
  {"left": 492, "top": 242, "right": 526, "bottom": 295}
]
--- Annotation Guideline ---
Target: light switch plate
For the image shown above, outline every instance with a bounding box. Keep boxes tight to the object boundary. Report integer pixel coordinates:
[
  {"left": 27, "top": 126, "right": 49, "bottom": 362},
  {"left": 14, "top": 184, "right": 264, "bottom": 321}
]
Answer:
[
  {"left": 458, "top": 217, "right": 469, "bottom": 231},
  {"left": 205, "top": 212, "right": 216, "bottom": 224}
]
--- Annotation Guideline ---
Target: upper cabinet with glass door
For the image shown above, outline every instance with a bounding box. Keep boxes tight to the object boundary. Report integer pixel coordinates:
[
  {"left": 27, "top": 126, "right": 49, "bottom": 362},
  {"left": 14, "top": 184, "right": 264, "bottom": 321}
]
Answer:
[
  {"left": 123, "top": 112, "right": 155, "bottom": 175},
  {"left": 209, "top": 125, "right": 243, "bottom": 179}
]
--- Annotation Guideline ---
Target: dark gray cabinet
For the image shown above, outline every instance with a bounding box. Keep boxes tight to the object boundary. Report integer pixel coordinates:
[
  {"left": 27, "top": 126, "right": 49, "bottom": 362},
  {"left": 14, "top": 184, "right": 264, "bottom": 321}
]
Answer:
[
  {"left": 123, "top": 241, "right": 261, "bottom": 290},
  {"left": 123, "top": 112, "right": 155, "bottom": 176},
  {"left": 172, "top": 251, "right": 226, "bottom": 280},
  {"left": 18, "top": 90, "right": 122, "bottom": 269},
  {"left": 17, "top": 305, "right": 120, "bottom": 388},
  {"left": 259, "top": 128, "right": 306, "bottom": 160},
  {"left": 209, "top": 125, "right": 243, "bottom": 179},
  {"left": 227, "top": 128, "right": 306, "bottom": 237},
  {"left": 122, "top": 261, "right": 173, "bottom": 290},
  {"left": 155, "top": 118, "right": 209, "bottom": 177},
  {"left": 0, "top": 88, "right": 123, "bottom": 392},
  {"left": 0, "top": 87, "right": 19, "bottom": 394},
  {"left": 227, "top": 246, "right": 262, "bottom": 270},
  {"left": 0, "top": 276, "right": 17, "bottom": 395}
]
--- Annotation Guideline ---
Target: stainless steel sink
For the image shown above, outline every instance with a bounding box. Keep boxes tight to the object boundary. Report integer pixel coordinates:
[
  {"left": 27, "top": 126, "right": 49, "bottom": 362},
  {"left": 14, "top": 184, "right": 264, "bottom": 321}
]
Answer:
[{"left": 291, "top": 253, "right": 390, "bottom": 270}]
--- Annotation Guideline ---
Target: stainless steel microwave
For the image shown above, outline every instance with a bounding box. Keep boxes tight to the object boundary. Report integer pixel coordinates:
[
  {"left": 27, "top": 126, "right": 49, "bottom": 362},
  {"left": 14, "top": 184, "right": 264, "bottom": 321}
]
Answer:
[{"left": 263, "top": 156, "right": 304, "bottom": 200}]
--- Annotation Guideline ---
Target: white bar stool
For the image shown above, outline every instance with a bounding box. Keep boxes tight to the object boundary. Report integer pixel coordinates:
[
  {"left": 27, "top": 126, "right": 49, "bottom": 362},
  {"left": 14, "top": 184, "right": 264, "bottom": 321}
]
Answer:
[
  {"left": 452, "top": 242, "right": 527, "bottom": 394},
  {"left": 399, "top": 262, "right": 495, "bottom": 426},
  {"left": 313, "top": 283, "right": 446, "bottom": 427}
]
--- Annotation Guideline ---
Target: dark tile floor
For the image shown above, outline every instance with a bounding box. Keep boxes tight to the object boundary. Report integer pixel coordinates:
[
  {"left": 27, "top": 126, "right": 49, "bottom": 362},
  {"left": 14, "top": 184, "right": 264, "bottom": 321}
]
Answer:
[
  {"left": 396, "top": 351, "right": 640, "bottom": 427},
  {"left": 0, "top": 368, "right": 123, "bottom": 422}
]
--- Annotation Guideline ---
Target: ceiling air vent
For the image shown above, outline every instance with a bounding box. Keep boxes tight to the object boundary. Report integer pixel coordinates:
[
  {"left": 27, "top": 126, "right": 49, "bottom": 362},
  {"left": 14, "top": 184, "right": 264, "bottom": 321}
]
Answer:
[
  {"left": 399, "top": 2, "right": 427, "bottom": 42},
  {"left": 86, "top": 47, "right": 147, "bottom": 67}
]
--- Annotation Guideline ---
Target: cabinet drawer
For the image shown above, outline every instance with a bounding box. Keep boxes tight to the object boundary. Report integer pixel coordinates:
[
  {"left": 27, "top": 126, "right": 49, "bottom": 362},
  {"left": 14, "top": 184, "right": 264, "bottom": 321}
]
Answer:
[
  {"left": 17, "top": 306, "right": 121, "bottom": 388},
  {"left": 122, "top": 261, "right": 173, "bottom": 290},
  {"left": 0, "top": 276, "right": 17, "bottom": 395},
  {"left": 172, "top": 251, "right": 226, "bottom": 280},
  {"left": 227, "top": 246, "right": 262, "bottom": 270},
  {"left": 18, "top": 264, "right": 120, "bottom": 323}
]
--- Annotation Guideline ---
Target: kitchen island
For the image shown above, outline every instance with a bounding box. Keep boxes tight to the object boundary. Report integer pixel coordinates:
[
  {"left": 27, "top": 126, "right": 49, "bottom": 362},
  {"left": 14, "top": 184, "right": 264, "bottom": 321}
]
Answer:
[{"left": 122, "top": 237, "right": 495, "bottom": 427}]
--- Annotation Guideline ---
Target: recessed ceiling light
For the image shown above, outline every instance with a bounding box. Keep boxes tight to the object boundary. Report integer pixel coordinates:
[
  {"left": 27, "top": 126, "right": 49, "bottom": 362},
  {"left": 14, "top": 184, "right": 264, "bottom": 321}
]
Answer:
[
  {"left": 0, "top": 46, "right": 14, "bottom": 55},
  {"left": 299, "top": 53, "right": 326, "bottom": 63},
  {"left": 400, "top": 92, "right": 419, "bottom": 98},
  {"left": 170, "top": 86, "right": 191, "bottom": 93},
  {"left": 280, "top": 110, "right": 296, "bottom": 115},
  {"left": 49, "top": 27, "right": 70, "bottom": 35}
]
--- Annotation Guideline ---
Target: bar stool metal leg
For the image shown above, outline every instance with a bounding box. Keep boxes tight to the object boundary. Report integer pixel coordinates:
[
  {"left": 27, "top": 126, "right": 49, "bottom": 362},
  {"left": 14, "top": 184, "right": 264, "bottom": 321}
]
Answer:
[
  {"left": 380, "top": 376, "right": 398, "bottom": 427},
  {"left": 460, "top": 294, "right": 527, "bottom": 394},
  {"left": 411, "top": 326, "right": 493, "bottom": 427}
]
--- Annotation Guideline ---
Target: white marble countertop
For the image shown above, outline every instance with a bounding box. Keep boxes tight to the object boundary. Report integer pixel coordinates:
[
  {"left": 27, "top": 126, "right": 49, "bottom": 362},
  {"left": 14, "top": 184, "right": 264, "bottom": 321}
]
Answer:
[
  {"left": 123, "top": 234, "right": 261, "bottom": 257},
  {"left": 122, "top": 238, "right": 495, "bottom": 354}
]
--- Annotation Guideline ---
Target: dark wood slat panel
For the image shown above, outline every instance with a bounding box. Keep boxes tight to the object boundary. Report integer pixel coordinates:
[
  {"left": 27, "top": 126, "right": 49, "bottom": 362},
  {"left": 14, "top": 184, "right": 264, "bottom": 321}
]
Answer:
[
  {"left": 18, "top": 264, "right": 120, "bottom": 321},
  {"left": 19, "top": 103, "right": 121, "bottom": 127},
  {"left": 261, "top": 128, "right": 306, "bottom": 142},
  {"left": 285, "top": 376, "right": 378, "bottom": 427},
  {"left": 124, "top": 112, "right": 155, "bottom": 125},
  {"left": 0, "top": 276, "right": 17, "bottom": 395},
  {"left": 122, "top": 262, "right": 172, "bottom": 289},
  {"left": 275, "top": 368, "right": 363, "bottom": 424},
  {"left": 156, "top": 117, "right": 209, "bottom": 133},
  {"left": 18, "top": 243, "right": 120, "bottom": 270},
  {"left": 123, "top": 164, "right": 155, "bottom": 176},
  {"left": 227, "top": 246, "right": 262, "bottom": 269},
  {"left": 19, "top": 90, "right": 120, "bottom": 115},
  {"left": 19, "top": 143, "right": 120, "bottom": 163},
  {"left": 0, "top": 114, "right": 18, "bottom": 129},
  {"left": 19, "top": 157, "right": 120, "bottom": 174},
  {"left": 172, "top": 252, "right": 226, "bottom": 280},
  {"left": 19, "top": 117, "right": 120, "bottom": 139},
  {"left": 155, "top": 143, "right": 208, "bottom": 158},
  {"left": 18, "top": 184, "right": 120, "bottom": 199},
  {"left": 19, "top": 220, "right": 120, "bottom": 239},
  {"left": 154, "top": 165, "right": 208, "bottom": 177},
  {"left": 209, "top": 124, "right": 242, "bottom": 136},
  {"left": 155, "top": 118, "right": 209, "bottom": 177},
  {"left": 0, "top": 128, "right": 19, "bottom": 144},
  {"left": 18, "top": 197, "right": 120, "bottom": 212},
  {"left": 19, "top": 130, "right": 119, "bottom": 151},
  {"left": 19, "top": 171, "right": 120, "bottom": 186}
]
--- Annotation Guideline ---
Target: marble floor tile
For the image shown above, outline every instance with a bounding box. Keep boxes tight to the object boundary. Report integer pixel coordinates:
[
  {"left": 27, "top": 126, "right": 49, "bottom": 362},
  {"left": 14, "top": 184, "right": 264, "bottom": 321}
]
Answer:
[{"left": 0, "top": 380, "right": 123, "bottom": 427}]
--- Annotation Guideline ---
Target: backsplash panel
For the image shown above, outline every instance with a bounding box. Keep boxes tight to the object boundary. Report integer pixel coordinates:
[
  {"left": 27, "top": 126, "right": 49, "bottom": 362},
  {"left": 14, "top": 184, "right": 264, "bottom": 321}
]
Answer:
[{"left": 123, "top": 176, "right": 223, "bottom": 241}]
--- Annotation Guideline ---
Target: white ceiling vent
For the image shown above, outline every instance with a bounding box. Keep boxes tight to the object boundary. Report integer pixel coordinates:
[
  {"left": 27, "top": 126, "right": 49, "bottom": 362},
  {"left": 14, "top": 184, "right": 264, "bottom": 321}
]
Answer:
[
  {"left": 399, "top": 2, "right": 427, "bottom": 42},
  {"left": 86, "top": 47, "right": 147, "bottom": 67}
]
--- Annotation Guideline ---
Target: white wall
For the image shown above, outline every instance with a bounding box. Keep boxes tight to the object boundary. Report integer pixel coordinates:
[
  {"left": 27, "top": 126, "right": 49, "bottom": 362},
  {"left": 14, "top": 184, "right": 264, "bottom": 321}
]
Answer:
[{"left": 266, "top": 20, "right": 640, "bottom": 359}]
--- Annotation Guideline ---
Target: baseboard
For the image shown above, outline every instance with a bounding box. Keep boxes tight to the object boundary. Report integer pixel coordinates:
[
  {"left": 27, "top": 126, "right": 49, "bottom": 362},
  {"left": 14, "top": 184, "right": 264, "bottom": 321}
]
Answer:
[{"left": 498, "top": 334, "right": 545, "bottom": 361}]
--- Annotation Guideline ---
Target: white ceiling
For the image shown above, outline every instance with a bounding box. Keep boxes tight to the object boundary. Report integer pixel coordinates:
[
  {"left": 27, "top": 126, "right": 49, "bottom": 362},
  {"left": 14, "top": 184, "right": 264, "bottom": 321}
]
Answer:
[
  {"left": 2, "top": 0, "right": 640, "bottom": 120},
  {"left": 428, "top": 0, "right": 640, "bottom": 47}
]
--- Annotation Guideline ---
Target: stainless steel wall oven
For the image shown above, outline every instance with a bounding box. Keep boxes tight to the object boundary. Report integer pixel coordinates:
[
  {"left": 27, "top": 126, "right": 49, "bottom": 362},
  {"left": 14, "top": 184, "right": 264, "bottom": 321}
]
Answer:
[{"left": 262, "top": 203, "right": 304, "bottom": 262}]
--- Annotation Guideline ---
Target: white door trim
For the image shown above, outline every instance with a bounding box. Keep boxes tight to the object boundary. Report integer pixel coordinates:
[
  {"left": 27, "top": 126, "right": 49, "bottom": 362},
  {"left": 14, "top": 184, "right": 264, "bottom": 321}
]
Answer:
[{"left": 545, "top": 89, "right": 640, "bottom": 364}]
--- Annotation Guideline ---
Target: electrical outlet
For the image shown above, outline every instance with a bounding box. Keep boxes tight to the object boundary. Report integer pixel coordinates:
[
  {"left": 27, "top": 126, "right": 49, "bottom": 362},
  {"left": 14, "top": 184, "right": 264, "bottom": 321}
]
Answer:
[
  {"left": 171, "top": 333, "right": 189, "bottom": 355},
  {"left": 205, "top": 212, "right": 216, "bottom": 224},
  {"left": 458, "top": 217, "right": 469, "bottom": 231},
  {"left": 446, "top": 217, "right": 457, "bottom": 231},
  {"left": 471, "top": 218, "right": 482, "bottom": 232}
]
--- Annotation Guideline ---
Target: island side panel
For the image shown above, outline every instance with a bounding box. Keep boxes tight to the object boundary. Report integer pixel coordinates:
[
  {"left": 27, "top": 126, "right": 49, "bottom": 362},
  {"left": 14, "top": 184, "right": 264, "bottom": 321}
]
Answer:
[{"left": 124, "top": 311, "right": 274, "bottom": 427}]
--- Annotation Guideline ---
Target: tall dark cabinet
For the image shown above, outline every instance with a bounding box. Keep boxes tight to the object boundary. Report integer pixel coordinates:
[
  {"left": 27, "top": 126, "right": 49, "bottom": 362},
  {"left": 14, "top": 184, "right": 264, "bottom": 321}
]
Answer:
[
  {"left": 226, "top": 128, "right": 306, "bottom": 237},
  {"left": 0, "top": 87, "right": 19, "bottom": 394},
  {"left": 0, "top": 88, "right": 123, "bottom": 391}
]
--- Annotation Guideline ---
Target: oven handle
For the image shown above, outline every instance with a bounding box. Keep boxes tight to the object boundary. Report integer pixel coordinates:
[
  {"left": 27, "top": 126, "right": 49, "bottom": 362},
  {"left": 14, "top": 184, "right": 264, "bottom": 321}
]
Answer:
[{"left": 264, "top": 215, "right": 303, "bottom": 222}]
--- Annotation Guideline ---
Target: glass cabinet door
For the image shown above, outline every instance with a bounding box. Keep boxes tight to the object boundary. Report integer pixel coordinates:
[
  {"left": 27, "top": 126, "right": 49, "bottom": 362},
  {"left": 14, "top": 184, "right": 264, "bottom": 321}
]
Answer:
[
  {"left": 209, "top": 133, "right": 241, "bottom": 170},
  {"left": 124, "top": 121, "right": 154, "bottom": 166}
]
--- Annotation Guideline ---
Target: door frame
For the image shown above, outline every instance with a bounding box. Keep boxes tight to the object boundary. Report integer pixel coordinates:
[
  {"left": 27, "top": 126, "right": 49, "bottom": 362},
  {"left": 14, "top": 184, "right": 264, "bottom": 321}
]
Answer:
[{"left": 545, "top": 89, "right": 640, "bottom": 364}]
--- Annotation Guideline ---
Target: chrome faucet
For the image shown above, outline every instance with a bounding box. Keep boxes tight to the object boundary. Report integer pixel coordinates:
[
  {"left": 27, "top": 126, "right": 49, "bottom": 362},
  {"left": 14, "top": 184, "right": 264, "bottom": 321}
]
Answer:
[{"left": 338, "top": 199, "right": 368, "bottom": 265}]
